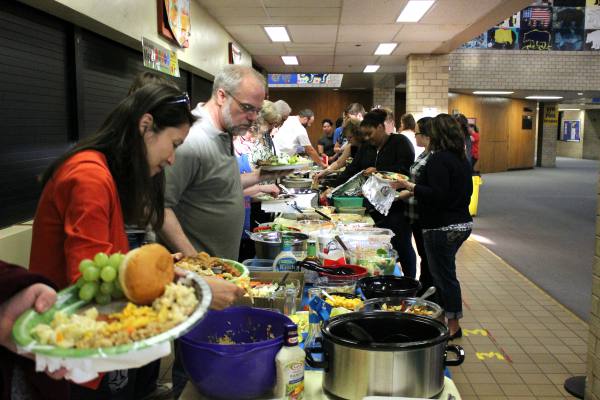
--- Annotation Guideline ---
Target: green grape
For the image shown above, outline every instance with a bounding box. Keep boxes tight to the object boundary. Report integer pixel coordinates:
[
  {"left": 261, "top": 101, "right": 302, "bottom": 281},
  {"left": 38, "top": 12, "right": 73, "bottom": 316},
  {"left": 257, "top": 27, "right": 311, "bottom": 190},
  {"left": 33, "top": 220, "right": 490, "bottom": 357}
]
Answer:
[
  {"left": 95, "top": 292, "right": 111, "bottom": 305},
  {"left": 108, "top": 253, "right": 123, "bottom": 269},
  {"left": 79, "top": 282, "right": 98, "bottom": 301},
  {"left": 94, "top": 252, "right": 109, "bottom": 268},
  {"left": 83, "top": 266, "right": 100, "bottom": 282},
  {"left": 100, "top": 266, "right": 117, "bottom": 282},
  {"left": 75, "top": 277, "right": 86, "bottom": 288},
  {"left": 112, "top": 284, "right": 125, "bottom": 299},
  {"left": 100, "top": 281, "right": 115, "bottom": 295},
  {"left": 78, "top": 259, "right": 95, "bottom": 274}
]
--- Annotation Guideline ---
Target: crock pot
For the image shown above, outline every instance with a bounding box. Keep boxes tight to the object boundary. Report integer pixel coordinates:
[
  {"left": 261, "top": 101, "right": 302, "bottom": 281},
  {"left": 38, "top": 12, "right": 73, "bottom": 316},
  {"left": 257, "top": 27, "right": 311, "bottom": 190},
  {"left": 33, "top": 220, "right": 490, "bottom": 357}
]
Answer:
[{"left": 305, "top": 311, "right": 464, "bottom": 399}]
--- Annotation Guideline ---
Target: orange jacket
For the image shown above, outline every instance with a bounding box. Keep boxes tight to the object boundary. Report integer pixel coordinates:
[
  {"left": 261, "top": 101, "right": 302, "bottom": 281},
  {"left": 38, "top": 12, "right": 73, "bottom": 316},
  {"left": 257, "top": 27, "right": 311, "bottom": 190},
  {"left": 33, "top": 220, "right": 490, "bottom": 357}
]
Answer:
[{"left": 29, "top": 150, "right": 129, "bottom": 289}]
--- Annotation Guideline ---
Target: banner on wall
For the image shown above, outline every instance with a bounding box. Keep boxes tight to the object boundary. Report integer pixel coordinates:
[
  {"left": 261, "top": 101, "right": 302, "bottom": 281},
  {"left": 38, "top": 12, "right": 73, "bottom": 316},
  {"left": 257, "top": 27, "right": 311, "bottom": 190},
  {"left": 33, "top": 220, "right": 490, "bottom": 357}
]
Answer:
[
  {"left": 543, "top": 104, "right": 558, "bottom": 124},
  {"left": 142, "top": 37, "right": 180, "bottom": 77},
  {"left": 267, "top": 73, "right": 343, "bottom": 88}
]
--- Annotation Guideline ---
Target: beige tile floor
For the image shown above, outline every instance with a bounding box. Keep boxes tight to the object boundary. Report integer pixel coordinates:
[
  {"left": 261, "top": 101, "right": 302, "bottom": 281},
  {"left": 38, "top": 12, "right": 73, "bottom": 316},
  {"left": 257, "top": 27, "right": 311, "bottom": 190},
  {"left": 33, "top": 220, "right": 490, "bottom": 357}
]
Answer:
[{"left": 452, "top": 239, "right": 587, "bottom": 400}]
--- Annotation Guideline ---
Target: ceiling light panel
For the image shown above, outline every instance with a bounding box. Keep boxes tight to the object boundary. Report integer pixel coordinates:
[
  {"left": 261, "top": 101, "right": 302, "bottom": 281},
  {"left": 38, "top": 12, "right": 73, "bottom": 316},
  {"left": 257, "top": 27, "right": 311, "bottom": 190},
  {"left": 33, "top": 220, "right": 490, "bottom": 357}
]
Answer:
[
  {"left": 525, "top": 96, "right": 563, "bottom": 100},
  {"left": 363, "top": 65, "right": 380, "bottom": 73},
  {"left": 397, "top": 0, "right": 435, "bottom": 23},
  {"left": 264, "top": 26, "right": 291, "bottom": 42},
  {"left": 281, "top": 56, "right": 299, "bottom": 65},
  {"left": 473, "top": 91, "right": 514, "bottom": 95},
  {"left": 374, "top": 43, "right": 398, "bottom": 55}
]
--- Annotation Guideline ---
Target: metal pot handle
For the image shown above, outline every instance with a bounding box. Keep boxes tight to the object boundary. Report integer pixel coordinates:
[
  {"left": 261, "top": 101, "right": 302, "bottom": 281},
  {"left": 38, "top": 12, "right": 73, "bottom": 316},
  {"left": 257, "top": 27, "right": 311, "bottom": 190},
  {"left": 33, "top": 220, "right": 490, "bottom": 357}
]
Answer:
[
  {"left": 305, "top": 342, "right": 328, "bottom": 369},
  {"left": 444, "top": 344, "right": 465, "bottom": 366}
]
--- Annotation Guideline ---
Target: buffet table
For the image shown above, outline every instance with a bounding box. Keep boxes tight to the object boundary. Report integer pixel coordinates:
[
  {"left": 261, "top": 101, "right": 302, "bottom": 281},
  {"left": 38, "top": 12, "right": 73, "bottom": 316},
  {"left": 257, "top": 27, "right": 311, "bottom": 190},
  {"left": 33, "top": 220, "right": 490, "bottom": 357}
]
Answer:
[{"left": 180, "top": 370, "right": 462, "bottom": 400}]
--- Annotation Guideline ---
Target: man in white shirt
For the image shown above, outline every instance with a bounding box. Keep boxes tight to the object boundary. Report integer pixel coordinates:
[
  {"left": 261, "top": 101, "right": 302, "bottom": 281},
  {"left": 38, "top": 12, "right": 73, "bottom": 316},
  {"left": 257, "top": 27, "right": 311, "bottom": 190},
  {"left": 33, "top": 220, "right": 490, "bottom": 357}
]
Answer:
[
  {"left": 399, "top": 113, "right": 423, "bottom": 160},
  {"left": 272, "top": 108, "right": 325, "bottom": 167}
]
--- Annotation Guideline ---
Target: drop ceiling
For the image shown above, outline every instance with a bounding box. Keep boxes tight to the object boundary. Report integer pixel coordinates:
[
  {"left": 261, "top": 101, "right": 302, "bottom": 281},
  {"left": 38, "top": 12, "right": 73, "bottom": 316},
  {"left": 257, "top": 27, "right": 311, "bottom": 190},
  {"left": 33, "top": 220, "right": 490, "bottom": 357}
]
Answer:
[{"left": 196, "top": 0, "right": 533, "bottom": 80}]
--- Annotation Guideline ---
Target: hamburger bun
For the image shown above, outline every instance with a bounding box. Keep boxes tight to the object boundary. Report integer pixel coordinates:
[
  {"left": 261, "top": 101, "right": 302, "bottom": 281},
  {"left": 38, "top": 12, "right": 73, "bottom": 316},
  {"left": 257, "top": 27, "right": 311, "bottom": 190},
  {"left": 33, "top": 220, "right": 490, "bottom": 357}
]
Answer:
[{"left": 119, "top": 243, "right": 174, "bottom": 305}]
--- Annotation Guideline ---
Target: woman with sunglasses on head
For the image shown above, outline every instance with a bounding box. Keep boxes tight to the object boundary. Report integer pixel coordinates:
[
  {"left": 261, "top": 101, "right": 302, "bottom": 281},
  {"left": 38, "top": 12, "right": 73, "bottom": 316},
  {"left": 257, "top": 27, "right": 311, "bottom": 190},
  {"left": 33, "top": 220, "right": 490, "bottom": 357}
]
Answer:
[
  {"left": 392, "top": 113, "right": 473, "bottom": 339},
  {"left": 27, "top": 84, "right": 196, "bottom": 399},
  {"left": 313, "top": 119, "right": 364, "bottom": 181}
]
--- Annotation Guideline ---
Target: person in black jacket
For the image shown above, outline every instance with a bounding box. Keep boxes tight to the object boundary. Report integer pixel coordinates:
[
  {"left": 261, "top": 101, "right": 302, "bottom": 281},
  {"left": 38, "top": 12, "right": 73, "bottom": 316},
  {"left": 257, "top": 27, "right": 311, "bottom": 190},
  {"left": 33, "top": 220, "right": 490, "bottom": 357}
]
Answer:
[
  {"left": 334, "top": 109, "right": 416, "bottom": 277},
  {"left": 392, "top": 113, "right": 473, "bottom": 339}
]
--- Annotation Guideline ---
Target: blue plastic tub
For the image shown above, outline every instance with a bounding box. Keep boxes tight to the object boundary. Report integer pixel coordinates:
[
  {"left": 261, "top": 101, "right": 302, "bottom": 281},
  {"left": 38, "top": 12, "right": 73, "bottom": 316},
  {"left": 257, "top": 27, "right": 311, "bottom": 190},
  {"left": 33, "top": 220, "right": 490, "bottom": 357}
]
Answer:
[{"left": 179, "top": 307, "right": 292, "bottom": 400}]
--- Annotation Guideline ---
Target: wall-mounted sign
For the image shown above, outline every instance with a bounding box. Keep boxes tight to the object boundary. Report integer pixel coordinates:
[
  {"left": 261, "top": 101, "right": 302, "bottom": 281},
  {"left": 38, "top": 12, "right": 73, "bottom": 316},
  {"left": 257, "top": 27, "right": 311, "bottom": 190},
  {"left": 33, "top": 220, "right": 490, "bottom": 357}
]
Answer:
[
  {"left": 142, "top": 37, "right": 180, "bottom": 77},
  {"left": 267, "top": 73, "right": 343, "bottom": 88},
  {"left": 562, "top": 120, "right": 581, "bottom": 141},
  {"left": 157, "top": 0, "right": 191, "bottom": 48},
  {"left": 228, "top": 42, "right": 242, "bottom": 64},
  {"left": 543, "top": 104, "right": 558, "bottom": 124},
  {"left": 422, "top": 107, "right": 439, "bottom": 117}
]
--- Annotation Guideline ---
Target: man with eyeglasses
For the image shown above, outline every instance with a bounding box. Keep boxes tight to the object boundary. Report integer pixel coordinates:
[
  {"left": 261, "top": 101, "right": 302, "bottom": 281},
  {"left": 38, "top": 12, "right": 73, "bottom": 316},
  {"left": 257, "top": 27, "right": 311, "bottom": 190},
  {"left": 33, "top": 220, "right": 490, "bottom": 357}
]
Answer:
[
  {"left": 272, "top": 108, "right": 325, "bottom": 167},
  {"left": 159, "top": 65, "right": 282, "bottom": 262}
]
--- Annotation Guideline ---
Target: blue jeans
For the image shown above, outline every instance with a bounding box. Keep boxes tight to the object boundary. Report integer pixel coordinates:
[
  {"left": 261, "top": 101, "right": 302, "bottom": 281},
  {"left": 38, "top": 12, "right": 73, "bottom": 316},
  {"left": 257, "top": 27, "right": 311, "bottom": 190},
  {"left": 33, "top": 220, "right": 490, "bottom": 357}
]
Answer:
[{"left": 423, "top": 229, "right": 471, "bottom": 319}]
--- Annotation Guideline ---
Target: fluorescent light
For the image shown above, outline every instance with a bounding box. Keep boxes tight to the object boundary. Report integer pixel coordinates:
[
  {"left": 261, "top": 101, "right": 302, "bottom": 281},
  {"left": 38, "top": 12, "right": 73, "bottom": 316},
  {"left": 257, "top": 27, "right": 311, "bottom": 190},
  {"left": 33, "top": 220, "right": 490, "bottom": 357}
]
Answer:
[
  {"left": 559, "top": 108, "right": 581, "bottom": 111},
  {"left": 363, "top": 65, "right": 380, "bottom": 73},
  {"left": 281, "top": 56, "right": 298, "bottom": 65},
  {"left": 525, "top": 95, "right": 563, "bottom": 100},
  {"left": 374, "top": 43, "right": 398, "bottom": 55},
  {"left": 577, "top": 92, "right": 584, "bottom": 95},
  {"left": 473, "top": 91, "right": 514, "bottom": 95},
  {"left": 264, "top": 26, "right": 290, "bottom": 42},
  {"left": 397, "top": 0, "right": 435, "bottom": 22}
]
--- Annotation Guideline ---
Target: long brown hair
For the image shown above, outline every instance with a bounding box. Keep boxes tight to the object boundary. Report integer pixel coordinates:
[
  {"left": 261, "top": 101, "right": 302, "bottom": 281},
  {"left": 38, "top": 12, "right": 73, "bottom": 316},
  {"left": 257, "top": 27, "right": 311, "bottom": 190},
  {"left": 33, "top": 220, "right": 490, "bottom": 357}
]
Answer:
[
  {"left": 41, "top": 84, "right": 196, "bottom": 229},
  {"left": 429, "top": 113, "right": 466, "bottom": 161}
]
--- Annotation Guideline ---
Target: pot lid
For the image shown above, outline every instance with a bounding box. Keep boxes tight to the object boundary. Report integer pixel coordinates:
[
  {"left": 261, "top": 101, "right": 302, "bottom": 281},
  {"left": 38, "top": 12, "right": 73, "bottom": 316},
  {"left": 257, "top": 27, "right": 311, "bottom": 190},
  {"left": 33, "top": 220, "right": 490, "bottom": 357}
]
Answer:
[{"left": 323, "top": 311, "right": 449, "bottom": 350}]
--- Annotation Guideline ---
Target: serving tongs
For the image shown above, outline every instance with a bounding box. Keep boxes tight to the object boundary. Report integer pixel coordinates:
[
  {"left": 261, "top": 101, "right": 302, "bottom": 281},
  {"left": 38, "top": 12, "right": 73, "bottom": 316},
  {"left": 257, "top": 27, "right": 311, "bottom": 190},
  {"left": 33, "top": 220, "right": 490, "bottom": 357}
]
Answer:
[
  {"left": 286, "top": 201, "right": 332, "bottom": 221},
  {"left": 297, "top": 260, "right": 355, "bottom": 276}
]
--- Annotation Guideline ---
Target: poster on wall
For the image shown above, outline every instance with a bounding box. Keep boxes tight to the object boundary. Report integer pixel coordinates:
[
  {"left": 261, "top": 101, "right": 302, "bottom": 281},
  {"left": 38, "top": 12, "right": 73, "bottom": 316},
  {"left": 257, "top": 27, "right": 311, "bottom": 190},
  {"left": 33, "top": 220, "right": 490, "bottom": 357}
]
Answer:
[
  {"left": 585, "top": 5, "right": 600, "bottom": 28},
  {"left": 228, "top": 42, "right": 243, "bottom": 64},
  {"left": 544, "top": 104, "right": 558, "bottom": 124},
  {"left": 552, "top": 7, "right": 585, "bottom": 50},
  {"left": 585, "top": 29, "right": 600, "bottom": 48},
  {"left": 487, "top": 27, "right": 520, "bottom": 49},
  {"left": 521, "top": 6, "right": 553, "bottom": 49},
  {"left": 554, "top": 0, "right": 585, "bottom": 5},
  {"left": 157, "top": 0, "right": 190, "bottom": 48},
  {"left": 142, "top": 37, "right": 180, "bottom": 77},
  {"left": 562, "top": 120, "right": 581, "bottom": 141},
  {"left": 461, "top": 32, "right": 488, "bottom": 49}
]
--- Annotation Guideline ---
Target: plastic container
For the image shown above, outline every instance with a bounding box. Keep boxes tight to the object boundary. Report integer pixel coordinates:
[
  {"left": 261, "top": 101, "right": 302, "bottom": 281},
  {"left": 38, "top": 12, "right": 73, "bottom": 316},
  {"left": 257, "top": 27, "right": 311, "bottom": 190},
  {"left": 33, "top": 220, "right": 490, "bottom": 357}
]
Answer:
[
  {"left": 333, "top": 196, "right": 364, "bottom": 209},
  {"left": 360, "top": 296, "right": 444, "bottom": 321},
  {"left": 469, "top": 175, "right": 483, "bottom": 216},
  {"left": 316, "top": 276, "right": 357, "bottom": 295},
  {"left": 242, "top": 259, "right": 275, "bottom": 272},
  {"left": 318, "top": 264, "right": 369, "bottom": 282},
  {"left": 337, "top": 206, "right": 366, "bottom": 216},
  {"left": 179, "top": 307, "right": 291, "bottom": 400}
]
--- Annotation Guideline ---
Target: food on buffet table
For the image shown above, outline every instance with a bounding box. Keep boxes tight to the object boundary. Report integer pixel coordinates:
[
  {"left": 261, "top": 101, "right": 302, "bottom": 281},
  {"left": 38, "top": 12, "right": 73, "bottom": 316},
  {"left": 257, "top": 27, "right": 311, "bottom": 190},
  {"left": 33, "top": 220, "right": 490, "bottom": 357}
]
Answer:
[
  {"left": 374, "top": 171, "right": 409, "bottom": 181},
  {"left": 324, "top": 295, "right": 363, "bottom": 311},
  {"left": 289, "top": 311, "right": 308, "bottom": 342},
  {"left": 329, "top": 213, "right": 364, "bottom": 223},
  {"left": 176, "top": 252, "right": 242, "bottom": 280},
  {"left": 381, "top": 303, "right": 434, "bottom": 316},
  {"left": 77, "top": 252, "right": 126, "bottom": 304},
  {"left": 31, "top": 282, "right": 198, "bottom": 349},
  {"left": 256, "top": 154, "right": 309, "bottom": 167},
  {"left": 248, "top": 281, "right": 298, "bottom": 298},
  {"left": 252, "top": 223, "right": 300, "bottom": 233},
  {"left": 119, "top": 244, "right": 174, "bottom": 305}
]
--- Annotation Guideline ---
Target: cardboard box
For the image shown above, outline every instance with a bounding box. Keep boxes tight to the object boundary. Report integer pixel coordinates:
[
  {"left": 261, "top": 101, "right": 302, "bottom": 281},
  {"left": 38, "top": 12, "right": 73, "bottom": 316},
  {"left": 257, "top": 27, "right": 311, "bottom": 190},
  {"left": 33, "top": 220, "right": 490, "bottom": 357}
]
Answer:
[{"left": 235, "top": 271, "right": 305, "bottom": 312}]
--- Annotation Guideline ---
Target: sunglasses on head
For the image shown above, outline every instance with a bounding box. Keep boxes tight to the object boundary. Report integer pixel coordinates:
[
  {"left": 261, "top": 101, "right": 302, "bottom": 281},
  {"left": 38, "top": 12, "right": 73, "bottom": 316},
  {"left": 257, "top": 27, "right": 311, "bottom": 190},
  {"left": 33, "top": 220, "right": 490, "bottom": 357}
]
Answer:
[{"left": 167, "top": 92, "right": 191, "bottom": 109}]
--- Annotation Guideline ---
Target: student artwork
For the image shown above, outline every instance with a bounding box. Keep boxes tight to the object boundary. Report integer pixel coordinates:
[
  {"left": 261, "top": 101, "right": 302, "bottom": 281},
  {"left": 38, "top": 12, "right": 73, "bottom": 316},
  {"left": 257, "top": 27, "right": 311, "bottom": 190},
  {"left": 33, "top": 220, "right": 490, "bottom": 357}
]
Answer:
[
  {"left": 521, "top": 6, "right": 553, "bottom": 49},
  {"left": 562, "top": 120, "right": 581, "bottom": 142},
  {"left": 461, "top": 32, "right": 488, "bottom": 49},
  {"left": 487, "top": 27, "right": 519, "bottom": 49},
  {"left": 532, "top": 0, "right": 553, "bottom": 5},
  {"left": 553, "top": 7, "right": 585, "bottom": 49},
  {"left": 587, "top": 0, "right": 600, "bottom": 6},
  {"left": 585, "top": 5, "right": 600, "bottom": 28},
  {"left": 498, "top": 12, "right": 521, "bottom": 28},
  {"left": 554, "top": 0, "right": 585, "bottom": 5},
  {"left": 585, "top": 29, "right": 600, "bottom": 48}
]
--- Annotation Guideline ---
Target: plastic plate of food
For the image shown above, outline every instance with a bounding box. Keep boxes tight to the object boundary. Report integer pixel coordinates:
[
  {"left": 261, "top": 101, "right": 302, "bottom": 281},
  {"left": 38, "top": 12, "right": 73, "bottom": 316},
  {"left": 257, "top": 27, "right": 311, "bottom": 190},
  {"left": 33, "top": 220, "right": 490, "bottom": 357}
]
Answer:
[
  {"left": 374, "top": 171, "right": 409, "bottom": 182},
  {"left": 257, "top": 155, "right": 312, "bottom": 171},
  {"left": 175, "top": 253, "right": 249, "bottom": 284},
  {"left": 12, "top": 273, "right": 211, "bottom": 358}
]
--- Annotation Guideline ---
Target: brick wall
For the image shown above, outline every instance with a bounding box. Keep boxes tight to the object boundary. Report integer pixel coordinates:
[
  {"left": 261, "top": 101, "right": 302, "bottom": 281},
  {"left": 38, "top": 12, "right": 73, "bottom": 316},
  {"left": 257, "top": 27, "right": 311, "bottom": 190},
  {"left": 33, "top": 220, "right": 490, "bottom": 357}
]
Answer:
[
  {"left": 406, "top": 54, "right": 449, "bottom": 117},
  {"left": 583, "top": 110, "right": 600, "bottom": 161},
  {"left": 585, "top": 174, "right": 600, "bottom": 400},
  {"left": 449, "top": 49, "right": 600, "bottom": 91},
  {"left": 373, "top": 74, "right": 395, "bottom": 111},
  {"left": 540, "top": 118, "right": 558, "bottom": 167}
]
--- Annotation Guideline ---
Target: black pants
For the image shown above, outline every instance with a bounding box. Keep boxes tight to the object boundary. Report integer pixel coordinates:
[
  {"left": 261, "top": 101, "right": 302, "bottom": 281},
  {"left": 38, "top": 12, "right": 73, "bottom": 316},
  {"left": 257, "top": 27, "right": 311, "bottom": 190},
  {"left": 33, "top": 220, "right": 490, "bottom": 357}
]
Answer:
[
  {"left": 371, "top": 205, "right": 416, "bottom": 278},
  {"left": 411, "top": 221, "right": 439, "bottom": 304}
]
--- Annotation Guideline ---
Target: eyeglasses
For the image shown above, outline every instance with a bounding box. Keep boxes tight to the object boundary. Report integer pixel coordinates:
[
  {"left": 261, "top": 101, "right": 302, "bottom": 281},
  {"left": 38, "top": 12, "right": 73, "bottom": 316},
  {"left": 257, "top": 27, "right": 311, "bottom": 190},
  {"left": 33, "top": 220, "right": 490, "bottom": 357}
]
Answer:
[
  {"left": 167, "top": 93, "right": 191, "bottom": 109},
  {"left": 225, "top": 90, "right": 261, "bottom": 115}
]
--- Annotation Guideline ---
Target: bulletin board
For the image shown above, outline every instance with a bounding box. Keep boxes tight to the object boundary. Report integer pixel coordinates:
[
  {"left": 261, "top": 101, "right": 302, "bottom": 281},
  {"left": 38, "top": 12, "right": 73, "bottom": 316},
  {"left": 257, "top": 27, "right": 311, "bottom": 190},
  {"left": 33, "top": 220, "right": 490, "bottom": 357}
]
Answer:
[{"left": 562, "top": 120, "right": 581, "bottom": 141}]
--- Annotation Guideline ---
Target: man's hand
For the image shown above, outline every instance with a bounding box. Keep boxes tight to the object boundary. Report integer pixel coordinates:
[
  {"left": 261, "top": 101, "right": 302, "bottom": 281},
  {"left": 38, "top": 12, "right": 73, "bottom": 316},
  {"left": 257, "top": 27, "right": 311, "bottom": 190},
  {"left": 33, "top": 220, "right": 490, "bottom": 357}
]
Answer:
[
  {"left": 390, "top": 179, "right": 412, "bottom": 191},
  {"left": 259, "top": 184, "right": 281, "bottom": 197},
  {"left": 202, "top": 276, "right": 245, "bottom": 310},
  {"left": 0, "top": 284, "right": 56, "bottom": 353}
]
